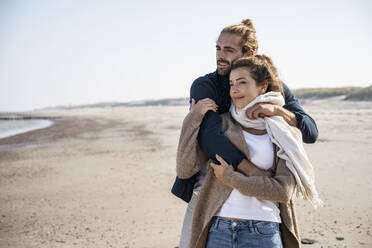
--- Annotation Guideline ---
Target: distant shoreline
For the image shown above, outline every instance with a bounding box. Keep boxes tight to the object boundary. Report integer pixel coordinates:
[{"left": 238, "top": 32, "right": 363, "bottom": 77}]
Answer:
[
  {"left": 44, "top": 87, "right": 372, "bottom": 110},
  {"left": 1, "top": 85, "right": 371, "bottom": 112}
]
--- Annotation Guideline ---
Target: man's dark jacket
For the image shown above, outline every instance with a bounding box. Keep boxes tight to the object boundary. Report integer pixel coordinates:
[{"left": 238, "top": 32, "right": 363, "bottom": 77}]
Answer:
[{"left": 171, "top": 70, "right": 318, "bottom": 202}]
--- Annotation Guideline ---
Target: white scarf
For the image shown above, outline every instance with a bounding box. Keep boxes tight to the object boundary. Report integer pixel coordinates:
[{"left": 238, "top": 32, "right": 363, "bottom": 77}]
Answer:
[{"left": 230, "top": 91, "right": 323, "bottom": 207}]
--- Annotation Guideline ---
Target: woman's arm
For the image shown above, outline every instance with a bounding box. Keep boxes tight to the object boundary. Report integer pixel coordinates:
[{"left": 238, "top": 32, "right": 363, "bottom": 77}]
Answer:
[
  {"left": 176, "top": 99, "right": 217, "bottom": 179},
  {"left": 211, "top": 155, "right": 296, "bottom": 203}
]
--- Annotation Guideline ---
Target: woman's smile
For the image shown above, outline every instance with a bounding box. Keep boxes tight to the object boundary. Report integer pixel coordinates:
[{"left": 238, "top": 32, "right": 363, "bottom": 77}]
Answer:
[{"left": 232, "top": 96, "right": 244, "bottom": 101}]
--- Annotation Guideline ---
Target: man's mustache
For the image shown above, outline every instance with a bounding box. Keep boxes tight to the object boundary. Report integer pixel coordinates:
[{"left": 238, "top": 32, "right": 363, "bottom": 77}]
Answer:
[{"left": 217, "top": 59, "right": 230, "bottom": 65}]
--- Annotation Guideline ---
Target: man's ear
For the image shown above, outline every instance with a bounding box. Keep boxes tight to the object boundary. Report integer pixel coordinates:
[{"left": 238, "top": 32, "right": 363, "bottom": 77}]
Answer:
[
  {"left": 242, "top": 49, "right": 254, "bottom": 57},
  {"left": 261, "top": 81, "right": 269, "bottom": 93}
]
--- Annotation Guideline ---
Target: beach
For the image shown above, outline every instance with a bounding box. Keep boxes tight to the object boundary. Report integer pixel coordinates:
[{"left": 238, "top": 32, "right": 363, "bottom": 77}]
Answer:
[{"left": 0, "top": 99, "right": 372, "bottom": 247}]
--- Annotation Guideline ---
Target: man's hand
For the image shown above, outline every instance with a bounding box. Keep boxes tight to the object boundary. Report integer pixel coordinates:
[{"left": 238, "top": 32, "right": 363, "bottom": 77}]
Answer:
[
  {"left": 237, "top": 159, "right": 272, "bottom": 177},
  {"left": 210, "top": 154, "right": 228, "bottom": 181},
  {"left": 245, "top": 103, "right": 298, "bottom": 127},
  {"left": 246, "top": 103, "right": 278, "bottom": 119}
]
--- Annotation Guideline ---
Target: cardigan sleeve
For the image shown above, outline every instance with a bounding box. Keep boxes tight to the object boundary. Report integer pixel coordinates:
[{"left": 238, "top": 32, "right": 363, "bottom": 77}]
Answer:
[
  {"left": 220, "top": 158, "right": 296, "bottom": 203},
  {"left": 176, "top": 110, "right": 206, "bottom": 179}
]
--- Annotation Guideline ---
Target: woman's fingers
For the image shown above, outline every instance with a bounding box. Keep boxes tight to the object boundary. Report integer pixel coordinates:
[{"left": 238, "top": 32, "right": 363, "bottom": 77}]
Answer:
[
  {"left": 196, "top": 98, "right": 217, "bottom": 106},
  {"left": 199, "top": 98, "right": 217, "bottom": 106},
  {"left": 192, "top": 98, "right": 218, "bottom": 114},
  {"left": 210, "top": 161, "right": 224, "bottom": 180},
  {"left": 210, "top": 162, "right": 218, "bottom": 169},
  {"left": 200, "top": 103, "right": 217, "bottom": 112},
  {"left": 215, "top": 154, "right": 227, "bottom": 167},
  {"left": 205, "top": 103, "right": 217, "bottom": 112},
  {"left": 199, "top": 98, "right": 213, "bottom": 102}
]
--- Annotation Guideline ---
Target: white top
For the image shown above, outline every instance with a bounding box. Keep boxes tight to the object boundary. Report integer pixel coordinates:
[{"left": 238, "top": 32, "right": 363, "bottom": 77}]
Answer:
[{"left": 216, "top": 131, "right": 281, "bottom": 223}]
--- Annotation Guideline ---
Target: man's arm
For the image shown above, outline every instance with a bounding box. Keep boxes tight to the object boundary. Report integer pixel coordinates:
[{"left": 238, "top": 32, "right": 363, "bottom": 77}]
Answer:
[
  {"left": 190, "top": 78, "right": 245, "bottom": 170},
  {"left": 282, "top": 83, "right": 318, "bottom": 143},
  {"left": 246, "top": 102, "right": 298, "bottom": 127},
  {"left": 245, "top": 83, "right": 318, "bottom": 144}
]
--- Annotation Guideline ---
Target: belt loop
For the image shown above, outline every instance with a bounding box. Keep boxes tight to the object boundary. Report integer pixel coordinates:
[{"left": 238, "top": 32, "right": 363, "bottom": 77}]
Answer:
[
  {"left": 214, "top": 217, "right": 220, "bottom": 229},
  {"left": 247, "top": 220, "right": 253, "bottom": 228},
  {"left": 248, "top": 220, "right": 254, "bottom": 232}
]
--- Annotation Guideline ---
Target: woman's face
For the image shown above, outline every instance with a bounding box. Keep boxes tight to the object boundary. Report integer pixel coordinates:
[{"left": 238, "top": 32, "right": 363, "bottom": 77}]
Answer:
[{"left": 230, "top": 67, "right": 267, "bottom": 109}]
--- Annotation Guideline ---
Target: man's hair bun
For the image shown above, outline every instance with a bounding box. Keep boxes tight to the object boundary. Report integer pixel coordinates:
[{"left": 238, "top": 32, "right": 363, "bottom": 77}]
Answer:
[{"left": 241, "top": 19, "right": 255, "bottom": 32}]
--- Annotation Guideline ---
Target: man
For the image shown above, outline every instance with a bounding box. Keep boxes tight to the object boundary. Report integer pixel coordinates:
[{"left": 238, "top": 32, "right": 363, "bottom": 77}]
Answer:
[{"left": 172, "top": 19, "right": 318, "bottom": 248}]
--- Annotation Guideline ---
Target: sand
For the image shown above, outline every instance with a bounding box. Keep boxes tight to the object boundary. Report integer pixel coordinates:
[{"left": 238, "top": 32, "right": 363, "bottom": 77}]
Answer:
[{"left": 0, "top": 99, "right": 371, "bottom": 247}]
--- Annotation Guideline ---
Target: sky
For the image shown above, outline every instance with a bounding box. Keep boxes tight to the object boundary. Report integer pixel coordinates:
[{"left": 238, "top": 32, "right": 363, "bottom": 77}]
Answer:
[{"left": 0, "top": 0, "right": 371, "bottom": 111}]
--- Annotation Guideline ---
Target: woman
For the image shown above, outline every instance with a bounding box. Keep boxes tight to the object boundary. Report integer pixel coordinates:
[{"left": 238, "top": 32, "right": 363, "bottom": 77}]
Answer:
[{"left": 176, "top": 55, "right": 321, "bottom": 248}]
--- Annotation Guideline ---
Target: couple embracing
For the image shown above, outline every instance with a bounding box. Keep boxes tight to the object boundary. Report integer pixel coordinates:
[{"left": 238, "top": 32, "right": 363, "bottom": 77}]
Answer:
[{"left": 172, "top": 19, "right": 321, "bottom": 248}]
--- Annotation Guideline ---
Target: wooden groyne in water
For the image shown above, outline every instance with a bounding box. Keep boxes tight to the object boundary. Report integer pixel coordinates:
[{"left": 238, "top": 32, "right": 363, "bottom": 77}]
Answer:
[{"left": 0, "top": 115, "right": 60, "bottom": 121}]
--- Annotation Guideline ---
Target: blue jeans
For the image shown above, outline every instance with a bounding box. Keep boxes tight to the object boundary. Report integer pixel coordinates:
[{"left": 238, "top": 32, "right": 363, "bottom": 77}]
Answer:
[{"left": 206, "top": 217, "right": 283, "bottom": 248}]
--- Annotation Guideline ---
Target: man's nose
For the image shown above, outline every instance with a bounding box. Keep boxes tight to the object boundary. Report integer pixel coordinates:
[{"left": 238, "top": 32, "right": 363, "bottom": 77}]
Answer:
[{"left": 217, "top": 50, "right": 225, "bottom": 60}]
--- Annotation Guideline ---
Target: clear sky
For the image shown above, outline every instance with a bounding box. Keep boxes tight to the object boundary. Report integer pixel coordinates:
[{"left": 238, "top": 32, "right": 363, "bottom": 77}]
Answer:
[{"left": 0, "top": 0, "right": 371, "bottom": 111}]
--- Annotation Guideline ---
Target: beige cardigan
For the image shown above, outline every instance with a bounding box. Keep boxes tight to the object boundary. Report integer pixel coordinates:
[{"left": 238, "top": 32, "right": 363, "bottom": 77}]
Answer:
[{"left": 176, "top": 111, "right": 301, "bottom": 248}]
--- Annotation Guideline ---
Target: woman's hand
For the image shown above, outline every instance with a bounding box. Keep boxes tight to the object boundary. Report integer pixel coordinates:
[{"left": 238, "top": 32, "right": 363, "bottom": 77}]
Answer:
[
  {"left": 190, "top": 98, "right": 218, "bottom": 115},
  {"left": 210, "top": 154, "right": 229, "bottom": 181}
]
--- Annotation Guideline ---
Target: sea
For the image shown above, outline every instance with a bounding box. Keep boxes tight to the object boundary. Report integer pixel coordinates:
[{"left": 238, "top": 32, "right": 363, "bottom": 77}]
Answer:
[{"left": 0, "top": 119, "right": 54, "bottom": 139}]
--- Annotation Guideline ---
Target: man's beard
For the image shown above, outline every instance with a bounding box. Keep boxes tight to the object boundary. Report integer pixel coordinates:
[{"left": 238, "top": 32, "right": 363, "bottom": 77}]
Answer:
[
  {"left": 217, "top": 66, "right": 231, "bottom": 76},
  {"left": 217, "top": 59, "right": 231, "bottom": 76}
]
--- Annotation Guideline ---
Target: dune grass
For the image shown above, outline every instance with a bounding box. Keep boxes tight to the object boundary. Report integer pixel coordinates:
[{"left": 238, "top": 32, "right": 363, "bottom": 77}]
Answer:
[
  {"left": 344, "top": 86, "right": 372, "bottom": 101},
  {"left": 293, "top": 86, "right": 372, "bottom": 101}
]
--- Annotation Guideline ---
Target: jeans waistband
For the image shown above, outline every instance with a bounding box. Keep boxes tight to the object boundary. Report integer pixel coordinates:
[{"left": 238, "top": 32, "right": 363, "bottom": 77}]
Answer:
[{"left": 211, "top": 216, "right": 277, "bottom": 229}]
